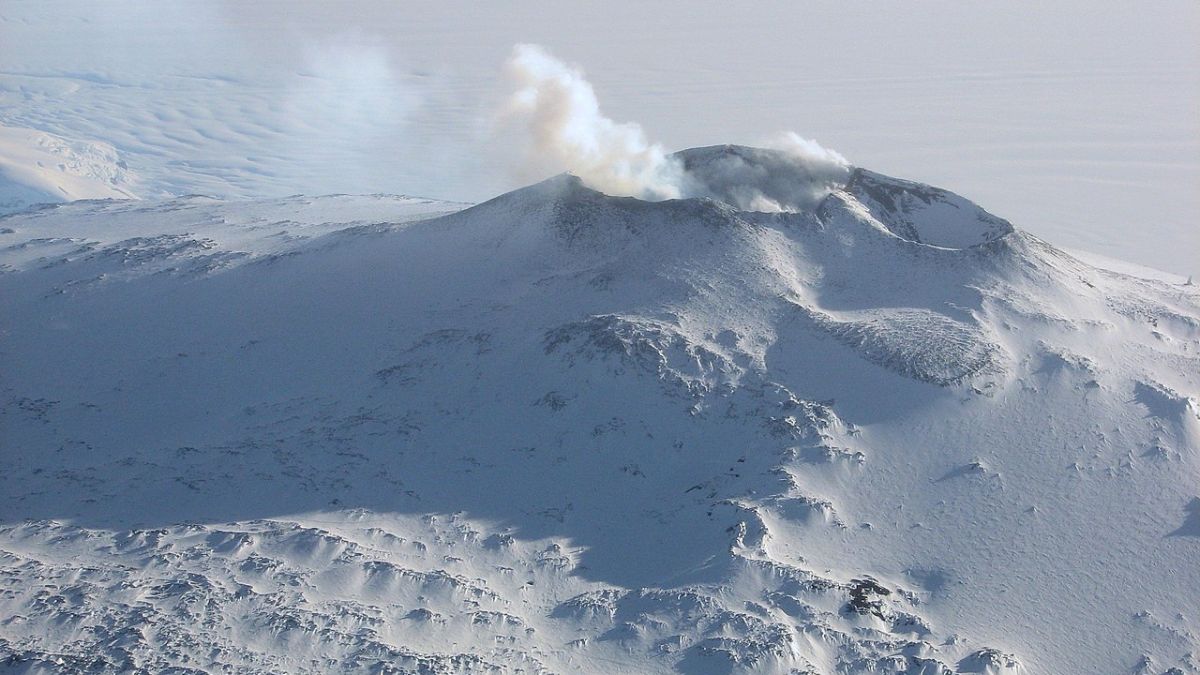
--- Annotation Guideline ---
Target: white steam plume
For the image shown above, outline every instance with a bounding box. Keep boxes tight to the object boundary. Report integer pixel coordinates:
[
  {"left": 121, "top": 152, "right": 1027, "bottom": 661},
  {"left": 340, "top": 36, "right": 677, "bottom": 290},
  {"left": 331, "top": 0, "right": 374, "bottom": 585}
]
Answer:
[
  {"left": 501, "top": 43, "right": 852, "bottom": 212},
  {"left": 502, "top": 44, "right": 684, "bottom": 200},
  {"left": 766, "top": 131, "right": 849, "bottom": 169}
]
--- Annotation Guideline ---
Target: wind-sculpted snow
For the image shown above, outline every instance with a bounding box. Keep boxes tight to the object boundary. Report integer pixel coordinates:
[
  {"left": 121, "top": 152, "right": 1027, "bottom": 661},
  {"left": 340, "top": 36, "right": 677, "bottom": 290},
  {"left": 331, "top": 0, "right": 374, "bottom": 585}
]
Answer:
[
  {"left": 795, "top": 305, "right": 1005, "bottom": 386},
  {"left": 0, "top": 512, "right": 993, "bottom": 675},
  {"left": 1, "top": 146, "right": 1198, "bottom": 674},
  {"left": 544, "top": 314, "right": 738, "bottom": 400}
]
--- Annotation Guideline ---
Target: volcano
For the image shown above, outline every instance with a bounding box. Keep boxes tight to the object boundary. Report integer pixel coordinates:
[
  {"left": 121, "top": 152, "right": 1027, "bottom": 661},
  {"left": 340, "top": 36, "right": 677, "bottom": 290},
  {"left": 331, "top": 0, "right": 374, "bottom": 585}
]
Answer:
[{"left": 1, "top": 146, "right": 1197, "bottom": 674}]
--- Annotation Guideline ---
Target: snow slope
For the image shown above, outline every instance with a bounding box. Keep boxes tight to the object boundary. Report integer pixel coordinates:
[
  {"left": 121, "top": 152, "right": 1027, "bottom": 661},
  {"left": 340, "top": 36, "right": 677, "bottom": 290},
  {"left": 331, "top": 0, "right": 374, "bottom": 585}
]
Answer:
[
  {"left": 1, "top": 146, "right": 1198, "bottom": 674},
  {"left": 0, "top": 125, "right": 138, "bottom": 215}
]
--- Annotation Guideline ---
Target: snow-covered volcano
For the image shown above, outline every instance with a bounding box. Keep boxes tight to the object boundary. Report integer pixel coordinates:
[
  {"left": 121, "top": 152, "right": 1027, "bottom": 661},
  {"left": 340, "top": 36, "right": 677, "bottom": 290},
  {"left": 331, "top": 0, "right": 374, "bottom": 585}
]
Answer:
[{"left": 1, "top": 146, "right": 1197, "bottom": 674}]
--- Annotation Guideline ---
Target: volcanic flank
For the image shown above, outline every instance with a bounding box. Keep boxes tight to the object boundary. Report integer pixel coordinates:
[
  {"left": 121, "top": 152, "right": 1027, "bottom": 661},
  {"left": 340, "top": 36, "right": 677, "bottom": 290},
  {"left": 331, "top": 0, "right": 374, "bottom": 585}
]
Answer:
[{"left": 1, "top": 146, "right": 1197, "bottom": 674}]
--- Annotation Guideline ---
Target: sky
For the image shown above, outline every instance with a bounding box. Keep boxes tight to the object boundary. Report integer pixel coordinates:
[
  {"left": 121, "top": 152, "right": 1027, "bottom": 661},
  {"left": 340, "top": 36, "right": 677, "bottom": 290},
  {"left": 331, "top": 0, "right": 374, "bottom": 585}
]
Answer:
[{"left": 0, "top": 1, "right": 1196, "bottom": 273}]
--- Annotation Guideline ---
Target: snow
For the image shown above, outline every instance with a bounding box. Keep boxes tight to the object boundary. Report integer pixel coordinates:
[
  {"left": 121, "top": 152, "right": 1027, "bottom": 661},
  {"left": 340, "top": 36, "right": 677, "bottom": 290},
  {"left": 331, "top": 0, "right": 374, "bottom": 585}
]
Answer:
[
  {"left": 0, "top": 124, "right": 137, "bottom": 215},
  {"left": 0, "top": 4, "right": 1196, "bottom": 672},
  {"left": 1061, "top": 248, "right": 1193, "bottom": 286},
  {"left": 2, "top": 146, "right": 1197, "bottom": 673}
]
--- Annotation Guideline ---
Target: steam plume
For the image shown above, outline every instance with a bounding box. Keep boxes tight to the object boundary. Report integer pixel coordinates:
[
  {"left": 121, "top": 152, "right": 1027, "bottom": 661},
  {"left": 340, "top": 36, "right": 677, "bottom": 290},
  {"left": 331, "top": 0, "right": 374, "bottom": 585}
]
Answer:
[
  {"left": 502, "top": 44, "right": 684, "bottom": 200},
  {"left": 501, "top": 44, "right": 851, "bottom": 212},
  {"left": 767, "top": 131, "right": 849, "bottom": 169}
]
